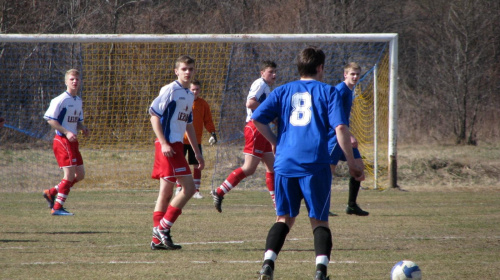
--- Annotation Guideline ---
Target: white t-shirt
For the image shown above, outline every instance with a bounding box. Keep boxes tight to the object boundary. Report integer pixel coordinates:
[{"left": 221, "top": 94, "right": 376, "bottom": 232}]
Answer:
[
  {"left": 246, "top": 78, "right": 271, "bottom": 123},
  {"left": 149, "top": 81, "right": 194, "bottom": 143},
  {"left": 43, "top": 91, "right": 83, "bottom": 136}
]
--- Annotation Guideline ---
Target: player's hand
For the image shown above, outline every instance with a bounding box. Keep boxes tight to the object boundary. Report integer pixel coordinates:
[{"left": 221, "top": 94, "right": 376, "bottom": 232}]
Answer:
[
  {"left": 347, "top": 162, "right": 364, "bottom": 181},
  {"left": 208, "top": 132, "right": 217, "bottom": 145},
  {"left": 66, "top": 131, "right": 77, "bottom": 142},
  {"left": 161, "top": 143, "right": 175, "bottom": 157},
  {"left": 195, "top": 154, "right": 205, "bottom": 171}
]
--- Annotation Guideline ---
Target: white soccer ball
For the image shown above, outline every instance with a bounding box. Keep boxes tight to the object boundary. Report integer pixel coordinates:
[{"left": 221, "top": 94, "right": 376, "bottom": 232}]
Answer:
[{"left": 391, "top": 260, "right": 422, "bottom": 280}]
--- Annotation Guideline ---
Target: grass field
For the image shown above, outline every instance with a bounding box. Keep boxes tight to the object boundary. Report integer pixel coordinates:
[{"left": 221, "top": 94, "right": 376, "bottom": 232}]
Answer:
[{"left": 1, "top": 187, "right": 498, "bottom": 279}]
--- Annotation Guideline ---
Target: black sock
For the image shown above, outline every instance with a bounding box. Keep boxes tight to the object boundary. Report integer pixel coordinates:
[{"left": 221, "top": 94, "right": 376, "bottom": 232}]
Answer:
[
  {"left": 263, "top": 222, "right": 290, "bottom": 270},
  {"left": 348, "top": 176, "right": 361, "bottom": 207},
  {"left": 313, "top": 226, "right": 332, "bottom": 275}
]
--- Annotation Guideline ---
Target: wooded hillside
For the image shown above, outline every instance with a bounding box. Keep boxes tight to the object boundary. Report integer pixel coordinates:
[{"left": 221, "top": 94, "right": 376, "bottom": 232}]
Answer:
[{"left": 1, "top": 0, "right": 499, "bottom": 144}]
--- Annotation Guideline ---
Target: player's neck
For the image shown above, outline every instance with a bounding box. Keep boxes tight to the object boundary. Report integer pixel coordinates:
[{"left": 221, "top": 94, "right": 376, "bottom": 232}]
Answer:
[
  {"left": 66, "top": 89, "right": 78, "bottom": 96},
  {"left": 344, "top": 81, "right": 355, "bottom": 90},
  {"left": 176, "top": 79, "right": 190, "bottom": 88}
]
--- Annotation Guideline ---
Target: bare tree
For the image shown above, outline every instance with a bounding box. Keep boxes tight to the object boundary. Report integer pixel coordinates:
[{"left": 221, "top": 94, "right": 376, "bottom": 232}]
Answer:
[{"left": 408, "top": 0, "right": 500, "bottom": 144}]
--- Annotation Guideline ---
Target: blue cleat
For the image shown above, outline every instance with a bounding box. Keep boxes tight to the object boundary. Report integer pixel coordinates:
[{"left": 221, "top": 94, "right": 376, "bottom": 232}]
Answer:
[{"left": 51, "top": 208, "right": 74, "bottom": 216}]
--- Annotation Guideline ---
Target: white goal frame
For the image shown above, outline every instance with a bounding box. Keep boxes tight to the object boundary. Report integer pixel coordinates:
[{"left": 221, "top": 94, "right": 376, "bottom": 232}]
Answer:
[{"left": 0, "top": 33, "right": 399, "bottom": 189}]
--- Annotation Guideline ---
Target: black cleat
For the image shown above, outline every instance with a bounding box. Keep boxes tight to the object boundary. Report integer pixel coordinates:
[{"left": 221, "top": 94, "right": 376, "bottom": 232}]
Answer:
[
  {"left": 210, "top": 190, "right": 224, "bottom": 213},
  {"left": 346, "top": 204, "right": 369, "bottom": 216},
  {"left": 152, "top": 227, "right": 182, "bottom": 250},
  {"left": 258, "top": 264, "right": 273, "bottom": 280},
  {"left": 314, "top": 270, "right": 330, "bottom": 280}
]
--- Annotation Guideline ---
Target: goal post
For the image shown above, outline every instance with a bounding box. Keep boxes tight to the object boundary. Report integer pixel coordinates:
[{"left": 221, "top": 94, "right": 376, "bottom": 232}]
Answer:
[{"left": 0, "top": 33, "right": 398, "bottom": 191}]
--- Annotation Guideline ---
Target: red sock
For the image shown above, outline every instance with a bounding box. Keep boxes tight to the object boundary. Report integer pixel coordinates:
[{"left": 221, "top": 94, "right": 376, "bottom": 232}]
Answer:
[
  {"left": 53, "top": 179, "right": 73, "bottom": 210},
  {"left": 218, "top": 167, "right": 246, "bottom": 196},
  {"left": 193, "top": 168, "right": 201, "bottom": 190},
  {"left": 152, "top": 211, "right": 165, "bottom": 243},
  {"left": 266, "top": 172, "right": 276, "bottom": 208},
  {"left": 49, "top": 186, "right": 58, "bottom": 197},
  {"left": 159, "top": 205, "right": 182, "bottom": 231}
]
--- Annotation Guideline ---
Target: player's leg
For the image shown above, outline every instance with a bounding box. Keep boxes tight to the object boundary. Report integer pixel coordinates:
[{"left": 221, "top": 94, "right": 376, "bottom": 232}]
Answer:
[
  {"left": 151, "top": 178, "right": 174, "bottom": 249},
  {"left": 176, "top": 144, "right": 191, "bottom": 195},
  {"left": 49, "top": 136, "right": 77, "bottom": 216},
  {"left": 51, "top": 166, "right": 76, "bottom": 215},
  {"left": 301, "top": 168, "right": 333, "bottom": 278},
  {"left": 345, "top": 149, "right": 369, "bottom": 216},
  {"left": 259, "top": 175, "right": 300, "bottom": 279},
  {"left": 261, "top": 152, "right": 276, "bottom": 209},
  {"left": 191, "top": 144, "right": 203, "bottom": 198}
]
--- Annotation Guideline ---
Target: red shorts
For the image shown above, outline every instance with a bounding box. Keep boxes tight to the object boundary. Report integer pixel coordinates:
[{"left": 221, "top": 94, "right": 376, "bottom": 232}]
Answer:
[
  {"left": 243, "top": 120, "right": 273, "bottom": 158},
  {"left": 151, "top": 140, "right": 191, "bottom": 182},
  {"left": 53, "top": 135, "right": 83, "bottom": 168}
]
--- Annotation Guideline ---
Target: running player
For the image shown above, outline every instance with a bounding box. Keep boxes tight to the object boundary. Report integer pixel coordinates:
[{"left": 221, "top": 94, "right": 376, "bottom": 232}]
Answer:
[
  {"left": 329, "top": 62, "right": 368, "bottom": 216},
  {"left": 42, "top": 69, "right": 90, "bottom": 216},
  {"left": 175, "top": 79, "right": 217, "bottom": 199},
  {"left": 252, "top": 47, "right": 363, "bottom": 280},
  {"left": 149, "top": 55, "right": 205, "bottom": 250},
  {"left": 210, "top": 61, "right": 277, "bottom": 212}
]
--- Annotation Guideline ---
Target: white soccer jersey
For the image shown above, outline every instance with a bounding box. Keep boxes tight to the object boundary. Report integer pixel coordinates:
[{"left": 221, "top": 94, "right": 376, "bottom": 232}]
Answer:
[
  {"left": 246, "top": 78, "right": 271, "bottom": 123},
  {"left": 43, "top": 91, "right": 84, "bottom": 136},
  {"left": 149, "top": 81, "right": 194, "bottom": 143}
]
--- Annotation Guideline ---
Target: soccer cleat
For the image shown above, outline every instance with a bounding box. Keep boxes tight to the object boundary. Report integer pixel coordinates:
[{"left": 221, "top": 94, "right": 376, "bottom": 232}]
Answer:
[
  {"left": 51, "top": 208, "right": 74, "bottom": 216},
  {"left": 258, "top": 264, "right": 273, "bottom": 280},
  {"left": 192, "top": 191, "right": 203, "bottom": 199},
  {"left": 210, "top": 190, "right": 224, "bottom": 213},
  {"left": 328, "top": 211, "right": 338, "bottom": 217},
  {"left": 43, "top": 189, "right": 55, "bottom": 209},
  {"left": 346, "top": 204, "right": 369, "bottom": 216},
  {"left": 152, "top": 227, "right": 182, "bottom": 250},
  {"left": 314, "top": 270, "right": 330, "bottom": 280},
  {"left": 150, "top": 241, "right": 171, "bottom": 250}
]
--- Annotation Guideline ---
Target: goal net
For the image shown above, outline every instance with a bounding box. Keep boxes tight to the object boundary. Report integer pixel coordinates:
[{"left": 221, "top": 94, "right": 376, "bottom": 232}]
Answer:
[{"left": 0, "top": 34, "right": 397, "bottom": 192}]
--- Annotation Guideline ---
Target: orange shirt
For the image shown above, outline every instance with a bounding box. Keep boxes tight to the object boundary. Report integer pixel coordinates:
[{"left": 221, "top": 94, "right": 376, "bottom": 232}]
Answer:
[{"left": 183, "top": 97, "right": 216, "bottom": 144}]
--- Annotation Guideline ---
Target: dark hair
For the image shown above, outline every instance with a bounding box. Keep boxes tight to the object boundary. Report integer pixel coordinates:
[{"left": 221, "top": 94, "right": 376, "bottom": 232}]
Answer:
[
  {"left": 297, "top": 47, "right": 325, "bottom": 77},
  {"left": 175, "top": 55, "right": 195, "bottom": 68},
  {"left": 260, "top": 60, "right": 277, "bottom": 71},
  {"left": 191, "top": 79, "right": 201, "bottom": 86}
]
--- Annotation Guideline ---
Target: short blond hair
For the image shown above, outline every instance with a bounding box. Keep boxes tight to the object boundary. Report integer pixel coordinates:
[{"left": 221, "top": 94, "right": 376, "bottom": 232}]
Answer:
[
  {"left": 175, "top": 55, "right": 195, "bottom": 69},
  {"left": 344, "top": 62, "right": 361, "bottom": 73},
  {"left": 65, "top": 69, "right": 80, "bottom": 80}
]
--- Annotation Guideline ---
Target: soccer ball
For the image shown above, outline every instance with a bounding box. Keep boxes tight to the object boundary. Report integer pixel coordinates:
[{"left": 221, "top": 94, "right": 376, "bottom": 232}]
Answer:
[{"left": 391, "top": 260, "right": 422, "bottom": 280}]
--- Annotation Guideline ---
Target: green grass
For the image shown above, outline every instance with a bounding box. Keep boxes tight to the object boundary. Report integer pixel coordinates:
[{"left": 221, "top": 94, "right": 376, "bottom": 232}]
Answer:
[{"left": 1, "top": 188, "right": 498, "bottom": 279}]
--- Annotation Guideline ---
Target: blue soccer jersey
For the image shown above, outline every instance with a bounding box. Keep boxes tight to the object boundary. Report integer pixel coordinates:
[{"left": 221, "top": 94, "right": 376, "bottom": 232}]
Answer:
[
  {"left": 252, "top": 79, "right": 348, "bottom": 177},
  {"left": 149, "top": 81, "right": 194, "bottom": 144},
  {"left": 44, "top": 91, "right": 84, "bottom": 136},
  {"left": 328, "top": 81, "right": 356, "bottom": 159}
]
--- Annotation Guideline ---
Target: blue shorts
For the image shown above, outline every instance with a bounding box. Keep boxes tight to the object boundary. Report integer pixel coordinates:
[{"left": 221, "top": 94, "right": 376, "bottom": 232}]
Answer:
[
  {"left": 329, "top": 143, "right": 361, "bottom": 165},
  {"left": 274, "top": 166, "right": 332, "bottom": 221}
]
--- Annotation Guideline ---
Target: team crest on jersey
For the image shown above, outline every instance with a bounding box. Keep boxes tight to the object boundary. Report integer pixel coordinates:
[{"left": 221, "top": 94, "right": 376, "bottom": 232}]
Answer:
[
  {"left": 74, "top": 110, "right": 78, "bottom": 115},
  {"left": 185, "top": 105, "right": 189, "bottom": 111}
]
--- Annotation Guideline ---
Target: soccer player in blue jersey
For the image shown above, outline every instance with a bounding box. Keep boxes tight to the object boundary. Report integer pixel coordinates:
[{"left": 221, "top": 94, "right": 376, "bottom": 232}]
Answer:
[
  {"left": 329, "top": 62, "right": 369, "bottom": 216},
  {"left": 43, "top": 69, "right": 89, "bottom": 216},
  {"left": 149, "top": 55, "right": 205, "bottom": 250},
  {"left": 252, "top": 47, "right": 363, "bottom": 280}
]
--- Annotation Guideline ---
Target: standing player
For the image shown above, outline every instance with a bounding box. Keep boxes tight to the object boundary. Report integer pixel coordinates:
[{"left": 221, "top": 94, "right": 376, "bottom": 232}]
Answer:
[
  {"left": 42, "top": 69, "right": 90, "bottom": 216},
  {"left": 175, "top": 79, "right": 217, "bottom": 199},
  {"left": 252, "top": 47, "right": 363, "bottom": 280},
  {"left": 149, "top": 55, "right": 205, "bottom": 250},
  {"left": 329, "top": 62, "right": 369, "bottom": 216},
  {"left": 210, "top": 61, "right": 277, "bottom": 212}
]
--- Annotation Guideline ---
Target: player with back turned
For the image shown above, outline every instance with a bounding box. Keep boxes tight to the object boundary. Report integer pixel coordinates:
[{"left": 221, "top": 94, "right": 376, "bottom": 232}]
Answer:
[{"left": 251, "top": 47, "right": 363, "bottom": 280}]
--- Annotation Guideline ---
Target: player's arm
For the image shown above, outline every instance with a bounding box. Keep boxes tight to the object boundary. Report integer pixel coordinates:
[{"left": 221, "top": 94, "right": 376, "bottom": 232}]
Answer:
[
  {"left": 246, "top": 97, "right": 260, "bottom": 110},
  {"left": 150, "top": 114, "right": 175, "bottom": 158},
  {"left": 253, "top": 120, "right": 277, "bottom": 147},
  {"left": 47, "top": 119, "right": 77, "bottom": 142},
  {"left": 204, "top": 103, "right": 217, "bottom": 145},
  {"left": 185, "top": 123, "right": 205, "bottom": 170},
  {"left": 336, "top": 124, "right": 363, "bottom": 180}
]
